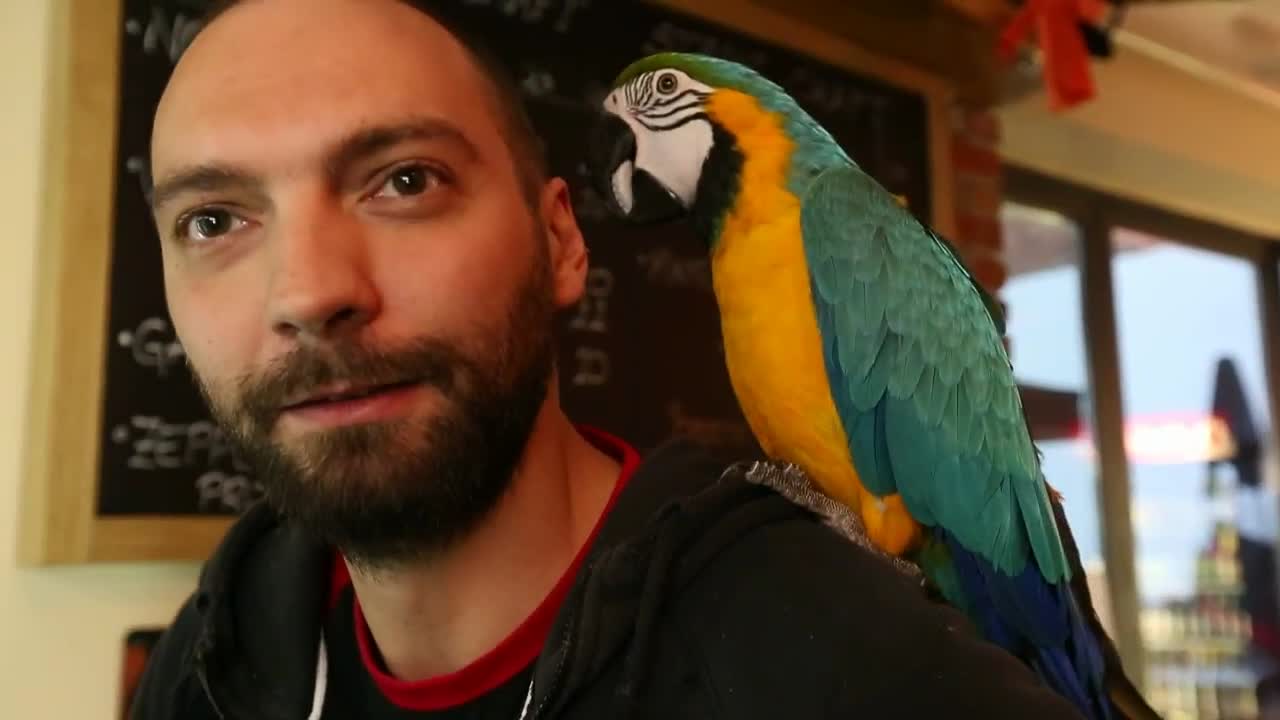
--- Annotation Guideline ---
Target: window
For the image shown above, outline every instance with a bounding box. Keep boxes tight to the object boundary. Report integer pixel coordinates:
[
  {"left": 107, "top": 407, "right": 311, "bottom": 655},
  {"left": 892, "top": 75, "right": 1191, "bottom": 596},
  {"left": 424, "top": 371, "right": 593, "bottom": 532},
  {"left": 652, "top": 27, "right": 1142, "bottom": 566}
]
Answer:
[
  {"left": 1110, "top": 228, "right": 1270, "bottom": 720},
  {"left": 1005, "top": 165, "right": 1280, "bottom": 720}
]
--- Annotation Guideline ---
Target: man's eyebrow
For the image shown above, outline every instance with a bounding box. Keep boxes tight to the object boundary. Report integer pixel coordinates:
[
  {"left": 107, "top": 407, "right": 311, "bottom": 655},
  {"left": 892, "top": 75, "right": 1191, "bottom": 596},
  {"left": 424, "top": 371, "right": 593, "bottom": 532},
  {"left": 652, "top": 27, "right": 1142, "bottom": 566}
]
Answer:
[
  {"left": 149, "top": 165, "right": 265, "bottom": 214},
  {"left": 325, "top": 116, "right": 478, "bottom": 181},
  {"left": 148, "top": 117, "right": 477, "bottom": 213}
]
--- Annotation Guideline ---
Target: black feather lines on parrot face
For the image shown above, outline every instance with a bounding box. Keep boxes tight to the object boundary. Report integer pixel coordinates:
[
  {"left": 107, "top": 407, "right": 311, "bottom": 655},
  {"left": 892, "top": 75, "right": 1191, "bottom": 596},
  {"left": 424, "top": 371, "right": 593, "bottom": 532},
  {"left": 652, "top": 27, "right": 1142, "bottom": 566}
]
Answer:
[{"left": 688, "top": 122, "right": 744, "bottom": 249}]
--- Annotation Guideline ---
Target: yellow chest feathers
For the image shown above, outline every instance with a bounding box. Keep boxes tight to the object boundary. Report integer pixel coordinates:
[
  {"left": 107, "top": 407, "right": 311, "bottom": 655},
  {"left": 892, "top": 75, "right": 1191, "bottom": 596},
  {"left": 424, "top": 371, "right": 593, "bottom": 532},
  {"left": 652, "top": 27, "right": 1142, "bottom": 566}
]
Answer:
[
  {"left": 701, "top": 91, "right": 923, "bottom": 556},
  {"left": 703, "top": 92, "right": 853, "bottom": 500}
]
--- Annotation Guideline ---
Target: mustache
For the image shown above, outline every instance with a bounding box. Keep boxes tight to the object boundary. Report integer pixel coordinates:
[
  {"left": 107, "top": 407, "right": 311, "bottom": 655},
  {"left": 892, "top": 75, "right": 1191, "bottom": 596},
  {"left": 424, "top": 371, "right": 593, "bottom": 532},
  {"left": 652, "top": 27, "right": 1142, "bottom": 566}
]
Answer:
[{"left": 232, "top": 338, "right": 466, "bottom": 430}]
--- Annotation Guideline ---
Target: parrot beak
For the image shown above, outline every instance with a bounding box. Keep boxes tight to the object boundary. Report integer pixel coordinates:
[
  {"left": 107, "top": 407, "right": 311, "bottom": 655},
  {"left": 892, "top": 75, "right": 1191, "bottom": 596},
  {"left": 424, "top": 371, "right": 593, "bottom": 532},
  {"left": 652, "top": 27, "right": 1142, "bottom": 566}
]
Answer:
[{"left": 589, "top": 112, "right": 686, "bottom": 225}]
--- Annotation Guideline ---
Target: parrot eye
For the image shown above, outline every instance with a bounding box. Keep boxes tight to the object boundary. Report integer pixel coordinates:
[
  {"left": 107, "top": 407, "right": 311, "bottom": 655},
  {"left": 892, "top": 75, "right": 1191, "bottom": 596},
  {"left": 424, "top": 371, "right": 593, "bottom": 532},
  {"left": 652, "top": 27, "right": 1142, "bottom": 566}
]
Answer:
[{"left": 656, "top": 72, "right": 678, "bottom": 94}]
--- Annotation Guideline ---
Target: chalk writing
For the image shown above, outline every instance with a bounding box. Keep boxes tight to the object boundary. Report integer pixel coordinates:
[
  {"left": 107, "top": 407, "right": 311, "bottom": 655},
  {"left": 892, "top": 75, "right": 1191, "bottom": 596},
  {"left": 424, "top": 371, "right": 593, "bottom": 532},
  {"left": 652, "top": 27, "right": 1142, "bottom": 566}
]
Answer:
[
  {"left": 117, "top": 317, "right": 185, "bottom": 377},
  {"left": 784, "top": 66, "right": 890, "bottom": 122},
  {"left": 196, "top": 471, "right": 265, "bottom": 514},
  {"left": 125, "top": 154, "right": 152, "bottom": 204},
  {"left": 635, "top": 248, "right": 712, "bottom": 293},
  {"left": 572, "top": 347, "right": 610, "bottom": 386},
  {"left": 572, "top": 181, "right": 611, "bottom": 223},
  {"left": 127, "top": 6, "right": 204, "bottom": 65},
  {"left": 569, "top": 267, "right": 613, "bottom": 333},
  {"left": 520, "top": 66, "right": 557, "bottom": 98},
  {"left": 115, "top": 416, "right": 249, "bottom": 472},
  {"left": 460, "top": 0, "right": 592, "bottom": 33},
  {"left": 570, "top": 155, "right": 615, "bottom": 222}
]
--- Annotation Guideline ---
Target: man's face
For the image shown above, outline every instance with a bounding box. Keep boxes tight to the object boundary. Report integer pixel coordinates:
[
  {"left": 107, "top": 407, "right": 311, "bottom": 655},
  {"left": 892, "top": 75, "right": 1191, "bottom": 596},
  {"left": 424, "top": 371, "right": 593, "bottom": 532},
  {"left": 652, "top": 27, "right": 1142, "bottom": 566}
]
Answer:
[{"left": 149, "top": 0, "right": 587, "bottom": 569}]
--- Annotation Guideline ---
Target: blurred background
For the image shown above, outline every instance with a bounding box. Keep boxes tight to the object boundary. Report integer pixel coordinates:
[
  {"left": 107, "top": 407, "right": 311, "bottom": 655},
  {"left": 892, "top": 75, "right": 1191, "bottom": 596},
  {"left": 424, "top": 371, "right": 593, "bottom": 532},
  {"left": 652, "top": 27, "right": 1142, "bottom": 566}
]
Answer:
[{"left": 3, "top": 1, "right": 1280, "bottom": 718}]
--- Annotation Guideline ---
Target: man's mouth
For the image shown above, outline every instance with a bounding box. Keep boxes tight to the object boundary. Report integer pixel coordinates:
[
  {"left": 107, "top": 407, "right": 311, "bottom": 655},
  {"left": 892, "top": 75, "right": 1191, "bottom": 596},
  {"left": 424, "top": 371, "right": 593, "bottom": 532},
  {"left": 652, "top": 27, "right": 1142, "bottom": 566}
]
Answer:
[
  {"left": 283, "top": 380, "right": 416, "bottom": 409},
  {"left": 278, "top": 379, "right": 424, "bottom": 428}
]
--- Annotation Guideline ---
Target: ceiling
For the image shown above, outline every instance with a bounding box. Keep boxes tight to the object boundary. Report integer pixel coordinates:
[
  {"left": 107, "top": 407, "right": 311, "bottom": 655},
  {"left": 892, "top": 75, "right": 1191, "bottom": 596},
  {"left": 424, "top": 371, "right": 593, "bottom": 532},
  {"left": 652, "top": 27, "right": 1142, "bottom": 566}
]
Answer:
[
  {"left": 996, "top": 0, "right": 1280, "bottom": 240},
  {"left": 1121, "top": 0, "right": 1280, "bottom": 102},
  {"left": 733, "top": 0, "right": 1280, "bottom": 237}
]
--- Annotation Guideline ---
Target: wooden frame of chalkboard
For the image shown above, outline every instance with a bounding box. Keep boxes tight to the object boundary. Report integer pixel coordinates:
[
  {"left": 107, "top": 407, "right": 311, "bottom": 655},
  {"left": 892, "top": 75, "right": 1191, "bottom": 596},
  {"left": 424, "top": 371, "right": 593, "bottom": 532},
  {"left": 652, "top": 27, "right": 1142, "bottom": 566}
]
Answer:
[
  {"left": 18, "top": 0, "right": 232, "bottom": 565},
  {"left": 17, "top": 0, "right": 957, "bottom": 566}
]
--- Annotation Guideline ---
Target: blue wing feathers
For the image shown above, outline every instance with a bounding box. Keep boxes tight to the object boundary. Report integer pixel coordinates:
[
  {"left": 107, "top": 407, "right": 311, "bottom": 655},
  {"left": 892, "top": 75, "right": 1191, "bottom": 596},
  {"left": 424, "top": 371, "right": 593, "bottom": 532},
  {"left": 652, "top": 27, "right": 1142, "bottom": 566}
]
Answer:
[{"left": 943, "top": 528, "right": 1109, "bottom": 720}]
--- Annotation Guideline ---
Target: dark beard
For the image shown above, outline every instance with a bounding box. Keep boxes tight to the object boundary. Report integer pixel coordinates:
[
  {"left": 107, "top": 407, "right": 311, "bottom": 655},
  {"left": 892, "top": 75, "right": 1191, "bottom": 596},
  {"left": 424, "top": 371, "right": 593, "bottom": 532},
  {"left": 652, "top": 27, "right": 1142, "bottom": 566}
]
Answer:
[{"left": 194, "top": 245, "right": 556, "bottom": 573}]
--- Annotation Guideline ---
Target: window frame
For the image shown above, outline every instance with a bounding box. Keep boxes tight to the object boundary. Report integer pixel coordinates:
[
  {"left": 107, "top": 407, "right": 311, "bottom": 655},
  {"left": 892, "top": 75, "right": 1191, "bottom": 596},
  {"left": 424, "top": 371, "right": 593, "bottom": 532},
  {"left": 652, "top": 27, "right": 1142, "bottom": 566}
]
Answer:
[{"left": 1004, "top": 164, "right": 1280, "bottom": 691}]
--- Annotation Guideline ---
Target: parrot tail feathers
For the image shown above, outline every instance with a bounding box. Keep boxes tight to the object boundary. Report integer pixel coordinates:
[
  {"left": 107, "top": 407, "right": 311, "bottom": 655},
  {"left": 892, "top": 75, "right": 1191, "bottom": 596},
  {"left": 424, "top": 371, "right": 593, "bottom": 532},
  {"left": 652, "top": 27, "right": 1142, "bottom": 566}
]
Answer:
[
  {"left": 1036, "top": 588, "right": 1112, "bottom": 720},
  {"left": 938, "top": 528, "right": 1112, "bottom": 720},
  {"left": 1029, "top": 645, "right": 1105, "bottom": 720},
  {"left": 1047, "top": 489, "right": 1164, "bottom": 720}
]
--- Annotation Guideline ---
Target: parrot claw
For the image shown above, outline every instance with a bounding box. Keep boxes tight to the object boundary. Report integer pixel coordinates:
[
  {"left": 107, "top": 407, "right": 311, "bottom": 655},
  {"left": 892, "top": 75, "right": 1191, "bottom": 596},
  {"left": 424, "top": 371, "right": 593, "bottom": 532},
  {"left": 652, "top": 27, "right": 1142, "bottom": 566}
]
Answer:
[
  {"left": 719, "top": 460, "right": 763, "bottom": 481},
  {"left": 729, "top": 460, "right": 921, "bottom": 580}
]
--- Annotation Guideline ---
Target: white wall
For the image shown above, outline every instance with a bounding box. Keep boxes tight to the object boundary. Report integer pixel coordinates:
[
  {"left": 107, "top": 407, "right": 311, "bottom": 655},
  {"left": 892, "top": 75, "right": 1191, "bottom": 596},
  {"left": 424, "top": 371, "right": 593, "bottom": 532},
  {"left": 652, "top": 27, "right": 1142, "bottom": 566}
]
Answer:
[{"left": 0, "top": 3, "right": 201, "bottom": 718}]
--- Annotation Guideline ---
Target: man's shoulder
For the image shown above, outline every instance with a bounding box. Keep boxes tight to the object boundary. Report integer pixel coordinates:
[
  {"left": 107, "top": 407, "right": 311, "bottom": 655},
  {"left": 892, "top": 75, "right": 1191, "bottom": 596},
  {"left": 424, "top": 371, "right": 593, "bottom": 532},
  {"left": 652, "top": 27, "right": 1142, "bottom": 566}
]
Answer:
[
  {"left": 128, "top": 594, "right": 218, "bottom": 720},
  {"left": 618, "top": 453, "right": 1086, "bottom": 719},
  {"left": 128, "top": 502, "right": 329, "bottom": 720}
]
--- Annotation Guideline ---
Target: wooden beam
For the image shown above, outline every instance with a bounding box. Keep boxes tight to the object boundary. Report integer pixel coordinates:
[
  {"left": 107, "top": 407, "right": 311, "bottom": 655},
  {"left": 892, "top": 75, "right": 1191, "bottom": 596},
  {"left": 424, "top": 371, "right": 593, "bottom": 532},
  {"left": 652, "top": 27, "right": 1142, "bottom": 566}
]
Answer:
[
  {"left": 18, "top": 0, "right": 124, "bottom": 566},
  {"left": 1080, "top": 196, "right": 1147, "bottom": 690},
  {"left": 942, "top": 0, "right": 1016, "bottom": 26},
  {"left": 750, "top": 0, "right": 1006, "bottom": 105}
]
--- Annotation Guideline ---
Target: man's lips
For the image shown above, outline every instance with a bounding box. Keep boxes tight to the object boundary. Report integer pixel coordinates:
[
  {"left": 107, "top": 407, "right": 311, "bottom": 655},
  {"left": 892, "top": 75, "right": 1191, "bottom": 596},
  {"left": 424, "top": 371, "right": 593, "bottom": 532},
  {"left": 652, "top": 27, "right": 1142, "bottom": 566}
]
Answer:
[
  {"left": 274, "top": 380, "right": 426, "bottom": 430},
  {"left": 281, "top": 379, "right": 418, "bottom": 411}
]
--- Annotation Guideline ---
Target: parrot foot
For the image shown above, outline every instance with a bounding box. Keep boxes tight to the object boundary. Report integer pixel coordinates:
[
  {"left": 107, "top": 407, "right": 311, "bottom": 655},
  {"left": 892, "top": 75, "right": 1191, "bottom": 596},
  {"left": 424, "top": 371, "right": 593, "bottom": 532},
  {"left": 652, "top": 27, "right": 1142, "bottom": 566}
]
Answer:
[{"left": 731, "top": 460, "right": 922, "bottom": 581}]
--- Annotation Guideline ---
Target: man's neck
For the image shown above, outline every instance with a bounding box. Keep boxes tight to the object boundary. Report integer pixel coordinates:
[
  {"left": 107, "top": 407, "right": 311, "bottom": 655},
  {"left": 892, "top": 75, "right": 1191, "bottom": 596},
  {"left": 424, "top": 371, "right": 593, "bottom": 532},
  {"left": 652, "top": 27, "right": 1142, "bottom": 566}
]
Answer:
[{"left": 346, "top": 404, "right": 622, "bottom": 681}]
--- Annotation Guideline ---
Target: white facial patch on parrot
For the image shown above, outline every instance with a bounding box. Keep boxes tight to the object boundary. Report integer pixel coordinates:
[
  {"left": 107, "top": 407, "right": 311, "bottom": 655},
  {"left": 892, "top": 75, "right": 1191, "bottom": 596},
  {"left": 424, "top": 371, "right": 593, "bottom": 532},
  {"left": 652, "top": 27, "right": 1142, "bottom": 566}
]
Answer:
[
  {"left": 633, "top": 119, "right": 712, "bottom": 208},
  {"left": 604, "top": 69, "right": 717, "bottom": 210}
]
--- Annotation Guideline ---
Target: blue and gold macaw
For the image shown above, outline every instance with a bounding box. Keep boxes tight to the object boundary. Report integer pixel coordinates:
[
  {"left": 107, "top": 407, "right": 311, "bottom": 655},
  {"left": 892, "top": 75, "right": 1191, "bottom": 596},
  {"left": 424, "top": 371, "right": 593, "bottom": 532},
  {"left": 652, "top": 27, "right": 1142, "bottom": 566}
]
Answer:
[{"left": 589, "top": 52, "right": 1156, "bottom": 720}]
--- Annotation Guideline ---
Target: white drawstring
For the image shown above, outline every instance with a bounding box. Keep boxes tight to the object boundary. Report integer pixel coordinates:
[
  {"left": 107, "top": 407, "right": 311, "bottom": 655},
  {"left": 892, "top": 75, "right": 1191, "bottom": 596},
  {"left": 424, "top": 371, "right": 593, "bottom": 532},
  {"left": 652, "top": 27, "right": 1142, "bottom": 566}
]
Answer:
[{"left": 306, "top": 632, "right": 329, "bottom": 720}]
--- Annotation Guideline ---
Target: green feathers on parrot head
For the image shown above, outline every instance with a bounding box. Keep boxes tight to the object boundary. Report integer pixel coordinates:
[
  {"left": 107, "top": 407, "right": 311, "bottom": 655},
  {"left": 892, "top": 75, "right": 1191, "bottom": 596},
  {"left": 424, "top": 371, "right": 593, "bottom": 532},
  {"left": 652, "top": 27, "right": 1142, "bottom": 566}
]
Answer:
[{"left": 589, "top": 52, "right": 837, "bottom": 236}]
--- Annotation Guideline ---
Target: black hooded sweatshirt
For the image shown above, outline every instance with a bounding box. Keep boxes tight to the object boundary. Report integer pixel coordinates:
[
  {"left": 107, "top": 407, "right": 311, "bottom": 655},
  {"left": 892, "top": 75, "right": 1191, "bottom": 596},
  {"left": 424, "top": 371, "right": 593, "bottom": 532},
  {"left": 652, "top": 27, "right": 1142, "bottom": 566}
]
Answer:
[{"left": 129, "top": 438, "right": 1087, "bottom": 719}]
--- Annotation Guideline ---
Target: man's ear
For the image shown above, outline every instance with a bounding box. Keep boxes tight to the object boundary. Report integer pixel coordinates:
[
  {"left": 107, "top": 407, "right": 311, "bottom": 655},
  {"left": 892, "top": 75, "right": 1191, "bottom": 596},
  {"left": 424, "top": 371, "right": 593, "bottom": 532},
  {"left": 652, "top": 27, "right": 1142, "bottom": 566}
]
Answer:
[{"left": 539, "top": 177, "right": 589, "bottom": 310}]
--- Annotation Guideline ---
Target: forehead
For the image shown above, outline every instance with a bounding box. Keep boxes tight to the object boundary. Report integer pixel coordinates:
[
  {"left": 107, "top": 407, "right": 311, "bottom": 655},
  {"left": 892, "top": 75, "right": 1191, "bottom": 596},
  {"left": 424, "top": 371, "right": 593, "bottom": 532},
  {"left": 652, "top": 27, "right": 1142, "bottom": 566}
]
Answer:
[{"left": 151, "top": 0, "right": 498, "bottom": 176}]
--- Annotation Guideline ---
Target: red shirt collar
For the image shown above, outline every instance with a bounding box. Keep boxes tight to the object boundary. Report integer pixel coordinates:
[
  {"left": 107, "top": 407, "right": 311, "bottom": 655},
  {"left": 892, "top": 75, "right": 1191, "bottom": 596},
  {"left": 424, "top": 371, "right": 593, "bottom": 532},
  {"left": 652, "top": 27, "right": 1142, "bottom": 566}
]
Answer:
[{"left": 327, "top": 426, "right": 640, "bottom": 710}]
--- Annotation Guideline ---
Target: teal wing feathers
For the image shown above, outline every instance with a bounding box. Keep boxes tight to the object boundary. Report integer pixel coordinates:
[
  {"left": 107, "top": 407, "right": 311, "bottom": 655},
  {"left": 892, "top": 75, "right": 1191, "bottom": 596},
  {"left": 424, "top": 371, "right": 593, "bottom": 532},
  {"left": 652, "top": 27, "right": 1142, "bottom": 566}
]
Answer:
[{"left": 799, "top": 164, "right": 1069, "bottom": 583}]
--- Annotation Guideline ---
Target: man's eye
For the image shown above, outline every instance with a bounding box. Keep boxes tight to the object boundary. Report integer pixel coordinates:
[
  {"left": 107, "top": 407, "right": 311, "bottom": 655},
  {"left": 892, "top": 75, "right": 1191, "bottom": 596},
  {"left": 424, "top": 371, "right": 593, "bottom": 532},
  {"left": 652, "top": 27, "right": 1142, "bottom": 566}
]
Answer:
[
  {"left": 374, "top": 164, "right": 443, "bottom": 198},
  {"left": 177, "top": 208, "right": 245, "bottom": 243}
]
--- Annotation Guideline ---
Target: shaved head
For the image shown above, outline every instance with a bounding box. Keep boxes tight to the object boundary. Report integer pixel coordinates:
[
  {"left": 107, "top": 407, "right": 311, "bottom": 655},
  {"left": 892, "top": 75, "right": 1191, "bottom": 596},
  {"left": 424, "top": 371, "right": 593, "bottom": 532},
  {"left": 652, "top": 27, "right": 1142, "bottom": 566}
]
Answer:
[{"left": 155, "top": 0, "right": 546, "bottom": 205}]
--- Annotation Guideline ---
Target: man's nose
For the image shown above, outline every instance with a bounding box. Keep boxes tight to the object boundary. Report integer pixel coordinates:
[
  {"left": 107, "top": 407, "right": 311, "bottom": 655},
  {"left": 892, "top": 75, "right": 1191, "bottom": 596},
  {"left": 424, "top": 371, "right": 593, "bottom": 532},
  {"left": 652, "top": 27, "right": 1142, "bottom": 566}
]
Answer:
[{"left": 266, "top": 200, "right": 380, "bottom": 342}]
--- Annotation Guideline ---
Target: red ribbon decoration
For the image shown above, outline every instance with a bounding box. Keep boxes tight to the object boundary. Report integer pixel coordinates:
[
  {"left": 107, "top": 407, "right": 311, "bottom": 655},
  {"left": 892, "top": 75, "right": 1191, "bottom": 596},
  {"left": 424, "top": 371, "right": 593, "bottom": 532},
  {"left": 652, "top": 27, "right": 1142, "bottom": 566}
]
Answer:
[{"left": 999, "top": 0, "right": 1108, "bottom": 111}]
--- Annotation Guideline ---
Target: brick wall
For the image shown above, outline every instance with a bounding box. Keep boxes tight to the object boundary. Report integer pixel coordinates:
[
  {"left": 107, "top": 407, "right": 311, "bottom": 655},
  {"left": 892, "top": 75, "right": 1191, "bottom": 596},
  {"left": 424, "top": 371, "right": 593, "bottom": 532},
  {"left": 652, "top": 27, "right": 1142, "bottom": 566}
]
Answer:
[
  {"left": 948, "top": 104, "right": 1010, "bottom": 356},
  {"left": 949, "top": 104, "right": 1007, "bottom": 297}
]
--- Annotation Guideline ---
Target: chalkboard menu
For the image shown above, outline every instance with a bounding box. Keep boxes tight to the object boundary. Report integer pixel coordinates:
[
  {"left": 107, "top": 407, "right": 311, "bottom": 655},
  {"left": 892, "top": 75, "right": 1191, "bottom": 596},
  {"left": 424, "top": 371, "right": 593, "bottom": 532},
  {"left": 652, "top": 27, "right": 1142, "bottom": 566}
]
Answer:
[{"left": 97, "top": 0, "right": 932, "bottom": 517}]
